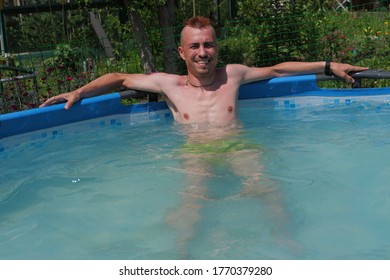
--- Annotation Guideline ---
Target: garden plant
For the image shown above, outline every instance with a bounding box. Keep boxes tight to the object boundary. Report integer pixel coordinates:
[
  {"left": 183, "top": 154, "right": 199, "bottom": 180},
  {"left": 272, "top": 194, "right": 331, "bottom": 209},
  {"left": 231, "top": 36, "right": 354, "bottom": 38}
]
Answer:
[{"left": 0, "top": 0, "right": 389, "bottom": 114}]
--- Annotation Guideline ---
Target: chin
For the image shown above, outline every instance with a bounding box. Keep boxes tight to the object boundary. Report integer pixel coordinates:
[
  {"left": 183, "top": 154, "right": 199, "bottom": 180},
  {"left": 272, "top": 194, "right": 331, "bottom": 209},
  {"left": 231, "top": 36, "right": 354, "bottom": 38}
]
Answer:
[
  {"left": 188, "top": 64, "right": 214, "bottom": 76},
  {"left": 197, "top": 66, "right": 213, "bottom": 74}
]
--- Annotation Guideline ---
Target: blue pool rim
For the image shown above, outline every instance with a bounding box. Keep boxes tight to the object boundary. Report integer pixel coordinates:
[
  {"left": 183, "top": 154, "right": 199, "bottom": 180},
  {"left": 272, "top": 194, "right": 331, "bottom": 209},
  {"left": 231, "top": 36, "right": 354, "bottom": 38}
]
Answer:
[{"left": 1, "top": 74, "right": 390, "bottom": 139}]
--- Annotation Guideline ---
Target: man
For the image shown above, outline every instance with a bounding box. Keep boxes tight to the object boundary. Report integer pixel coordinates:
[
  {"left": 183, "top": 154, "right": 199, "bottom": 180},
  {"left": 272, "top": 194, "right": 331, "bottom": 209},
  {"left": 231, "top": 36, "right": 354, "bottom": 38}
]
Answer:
[
  {"left": 40, "top": 16, "right": 368, "bottom": 257},
  {"left": 40, "top": 16, "right": 367, "bottom": 125}
]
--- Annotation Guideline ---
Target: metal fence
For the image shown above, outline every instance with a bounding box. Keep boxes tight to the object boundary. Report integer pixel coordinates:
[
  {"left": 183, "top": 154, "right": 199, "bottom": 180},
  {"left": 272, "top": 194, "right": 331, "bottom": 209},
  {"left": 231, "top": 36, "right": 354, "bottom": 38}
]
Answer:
[{"left": 1, "top": 1, "right": 390, "bottom": 114}]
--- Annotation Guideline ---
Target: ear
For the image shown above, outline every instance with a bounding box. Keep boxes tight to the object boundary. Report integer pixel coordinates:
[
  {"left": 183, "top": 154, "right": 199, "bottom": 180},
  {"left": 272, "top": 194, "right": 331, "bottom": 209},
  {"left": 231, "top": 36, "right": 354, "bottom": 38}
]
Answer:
[{"left": 178, "top": 46, "right": 185, "bottom": 60}]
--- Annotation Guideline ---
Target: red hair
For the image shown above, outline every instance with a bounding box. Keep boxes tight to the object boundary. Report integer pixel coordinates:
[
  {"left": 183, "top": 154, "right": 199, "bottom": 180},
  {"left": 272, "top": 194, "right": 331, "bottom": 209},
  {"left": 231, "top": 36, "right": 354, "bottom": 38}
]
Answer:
[
  {"left": 184, "top": 16, "right": 212, "bottom": 29},
  {"left": 180, "top": 16, "right": 216, "bottom": 45}
]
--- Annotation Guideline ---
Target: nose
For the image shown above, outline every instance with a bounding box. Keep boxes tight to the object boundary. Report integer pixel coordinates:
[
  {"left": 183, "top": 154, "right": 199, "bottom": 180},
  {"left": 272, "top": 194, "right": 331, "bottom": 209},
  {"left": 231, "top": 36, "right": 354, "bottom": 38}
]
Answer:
[{"left": 198, "top": 44, "right": 207, "bottom": 57}]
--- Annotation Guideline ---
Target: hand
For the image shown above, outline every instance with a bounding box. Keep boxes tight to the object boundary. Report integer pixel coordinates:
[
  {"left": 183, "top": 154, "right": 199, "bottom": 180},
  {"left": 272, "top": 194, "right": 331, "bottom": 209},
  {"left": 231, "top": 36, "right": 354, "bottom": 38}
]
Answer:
[
  {"left": 330, "top": 62, "right": 369, "bottom": 83},
  {"left": 39, "top": 91, "right": 81, "bottom": 110}
]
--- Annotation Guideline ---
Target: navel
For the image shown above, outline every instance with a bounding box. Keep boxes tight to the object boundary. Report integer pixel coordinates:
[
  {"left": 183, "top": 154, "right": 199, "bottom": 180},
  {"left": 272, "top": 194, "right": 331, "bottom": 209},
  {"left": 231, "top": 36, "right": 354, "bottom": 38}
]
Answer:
[
  {"left": 228, "top": 106, "right": 234, "bottom": 113},
  {"left": 183, "top": 113, "right": 190, "bottom": 120}
]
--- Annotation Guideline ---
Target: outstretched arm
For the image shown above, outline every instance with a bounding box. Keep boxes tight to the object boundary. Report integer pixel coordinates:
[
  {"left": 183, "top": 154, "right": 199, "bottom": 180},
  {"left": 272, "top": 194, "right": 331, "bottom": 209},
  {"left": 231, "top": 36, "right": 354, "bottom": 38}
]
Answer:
[
  {"left": 240, "top": 61, "right": 369, "bottom": 84},
  {"left": 40, "top": 72, "right": 167, "bottom": 109}
]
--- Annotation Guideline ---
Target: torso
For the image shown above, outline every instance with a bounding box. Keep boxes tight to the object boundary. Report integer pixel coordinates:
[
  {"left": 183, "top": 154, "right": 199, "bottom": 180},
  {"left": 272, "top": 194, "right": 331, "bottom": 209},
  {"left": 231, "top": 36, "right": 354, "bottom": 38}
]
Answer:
[{"left": 163, "top": 65, "right": 242, "bottom": 126}]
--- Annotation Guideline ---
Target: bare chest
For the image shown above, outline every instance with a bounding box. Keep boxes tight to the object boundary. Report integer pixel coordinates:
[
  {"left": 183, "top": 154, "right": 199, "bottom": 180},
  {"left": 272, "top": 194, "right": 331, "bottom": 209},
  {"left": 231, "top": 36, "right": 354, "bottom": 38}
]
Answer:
[{"left": 167, "top": 85, "right": 239, "bottom": 124}]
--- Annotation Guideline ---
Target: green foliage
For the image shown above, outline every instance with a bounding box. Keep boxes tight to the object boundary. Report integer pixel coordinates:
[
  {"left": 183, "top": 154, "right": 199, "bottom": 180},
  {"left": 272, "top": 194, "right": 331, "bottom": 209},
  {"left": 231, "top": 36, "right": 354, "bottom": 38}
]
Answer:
[
  {"left": 221, "top": 0, "right": 328, "bottom": 66},
  {"left": 175, "top": 0, "right": 219, "bottom": 21},
  {"left": 6, "top": 12, "right": 61, "bottom": 51},
  {"left": 1, "top": 1, "right": 390, "bottom": 113},
  {"left": 46, "top": 44, "right": 79, "bottom": 68},
  {"left": 40, "top": 44, "right": 89, "bottom": 95},
  {"left": 315, "top": 10, "right": 389, "bottom": 88},
  {"left": 66, "top": 9, "right": 99, "bottom": 47},
  {"left": 0, "top": 59, "right": 40, "bottom": 113}
]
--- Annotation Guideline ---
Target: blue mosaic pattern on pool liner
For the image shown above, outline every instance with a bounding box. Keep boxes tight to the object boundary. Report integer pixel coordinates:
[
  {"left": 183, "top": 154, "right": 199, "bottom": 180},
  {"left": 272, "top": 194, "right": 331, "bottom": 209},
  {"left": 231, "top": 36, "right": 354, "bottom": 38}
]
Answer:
[
  {"left": 3, "top": 93, "right": 390, "bottom": 154},
  {"left": 4, "top": 74, "right": 390, "bottom": 138},
  {"left": 271, "top": 94, "right": 390, "bottom": 109},
  {"left": 0, "top": 109, "right": 172, "bottom": 153}
]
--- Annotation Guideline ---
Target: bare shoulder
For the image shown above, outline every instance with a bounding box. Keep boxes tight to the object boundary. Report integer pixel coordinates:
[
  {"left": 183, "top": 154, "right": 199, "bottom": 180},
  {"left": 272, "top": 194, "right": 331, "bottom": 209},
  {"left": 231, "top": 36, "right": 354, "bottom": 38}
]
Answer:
[
  {"left": 222, "top": 64, "right": 251, "bottom": 82},
  {"left": 154, "top": 72, "right": 183, "bottom": 85},
  {"left": 150, "top": 72, "right": 184, "bottom": 88},
  {"left": 138, "top": 72, "right": 181, "bottom": 84},
  {"left": 225, "top": 64, "right": 249, "bottom": 74},
  {"left": 225, "top": 64, "right": 274, "bottom": 84},
  {"left": 122, "top": 72, "right": 182, "bottom": 93}
]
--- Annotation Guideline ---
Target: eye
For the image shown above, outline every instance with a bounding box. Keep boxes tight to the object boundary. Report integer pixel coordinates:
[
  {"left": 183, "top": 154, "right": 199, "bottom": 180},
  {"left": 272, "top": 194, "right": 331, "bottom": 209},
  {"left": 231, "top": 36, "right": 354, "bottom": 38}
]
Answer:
[
  {"left": 204, "top": 42, "right": 215, "bottom": 48},
  {"left": 189, "top": 44, "right": 199, "bottom": 49}
]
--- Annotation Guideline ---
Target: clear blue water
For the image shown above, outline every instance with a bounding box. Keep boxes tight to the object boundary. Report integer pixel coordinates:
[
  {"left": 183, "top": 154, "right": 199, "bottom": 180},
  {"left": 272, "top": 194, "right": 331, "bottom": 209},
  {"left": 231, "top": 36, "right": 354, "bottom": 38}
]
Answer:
[{"left": 2, "top": 99, "right": 390, "bottom": 260}]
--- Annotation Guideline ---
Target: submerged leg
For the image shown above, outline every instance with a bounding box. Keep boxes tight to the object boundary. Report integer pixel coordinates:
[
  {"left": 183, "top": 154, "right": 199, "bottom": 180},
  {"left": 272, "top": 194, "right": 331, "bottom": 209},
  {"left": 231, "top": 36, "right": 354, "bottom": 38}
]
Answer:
[
  {"left": 229, "top": 149, "right": 303, "bottom": 254},
  {"left": 166, "top": 155, "right": 211, "bottom": 258}
]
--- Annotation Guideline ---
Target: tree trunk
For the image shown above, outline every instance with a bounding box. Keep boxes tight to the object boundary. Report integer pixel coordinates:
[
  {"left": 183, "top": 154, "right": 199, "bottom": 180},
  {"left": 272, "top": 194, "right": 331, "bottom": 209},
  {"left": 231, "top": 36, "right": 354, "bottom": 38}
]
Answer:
[
  {"left": 122, "top": 0, "right": 157, "bottom": 101},
  {"left": 157, "top": 0, "right": 178, "bottom": 74},
  {"left": 122, "top": 0, "right": 157, "bottom": 74}
]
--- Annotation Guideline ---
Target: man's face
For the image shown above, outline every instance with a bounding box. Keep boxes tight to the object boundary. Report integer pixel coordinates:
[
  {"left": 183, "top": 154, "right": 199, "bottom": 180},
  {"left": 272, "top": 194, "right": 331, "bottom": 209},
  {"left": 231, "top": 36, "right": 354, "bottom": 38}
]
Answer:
[{"left": 178, "top": 26, "right": 219, "bottom": 77}]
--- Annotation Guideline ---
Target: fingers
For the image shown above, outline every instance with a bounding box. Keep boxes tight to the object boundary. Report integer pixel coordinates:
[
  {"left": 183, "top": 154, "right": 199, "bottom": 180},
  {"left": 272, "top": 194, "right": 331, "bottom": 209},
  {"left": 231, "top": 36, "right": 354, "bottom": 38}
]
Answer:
[
  {"left": 352, "top": 66, "right": 369, "bottom": 72},
  {"left": 64, "top": 94, "right": 81, "bottom": 110},
  {"left": 332, "top": 63, "right": 369, "bottom": 84},
  {"left": 39, "top": 96, "right": 66, "bottom": 108},
  {"left": 342, "top": 73, "right": 355, "bottom": 84},
  {"left": 345, "top": 66, "right": 369, "bottom": 83},
  {"left": 64, "top": 99, "right": 76, "bottom": 110},
  {"left": 39, "top": 93, "right": 79, "bottom": 110},
  {"left": 330, "top": 67, "right": 353, "bottom": 84}
]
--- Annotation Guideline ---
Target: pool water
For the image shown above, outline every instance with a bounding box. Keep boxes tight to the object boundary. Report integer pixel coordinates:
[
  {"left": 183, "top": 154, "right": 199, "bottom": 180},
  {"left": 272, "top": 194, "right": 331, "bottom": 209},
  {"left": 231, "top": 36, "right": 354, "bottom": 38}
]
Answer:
[{"left": 2, "top": 99, "right": 390, "bottom": 260}]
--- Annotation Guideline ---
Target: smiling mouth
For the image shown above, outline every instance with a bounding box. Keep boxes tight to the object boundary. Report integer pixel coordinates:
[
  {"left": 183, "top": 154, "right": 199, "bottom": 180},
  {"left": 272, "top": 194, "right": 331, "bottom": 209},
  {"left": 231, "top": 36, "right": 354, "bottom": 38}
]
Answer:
[{"left": 195, "top": 59, "right": 211, "bottom": 65}]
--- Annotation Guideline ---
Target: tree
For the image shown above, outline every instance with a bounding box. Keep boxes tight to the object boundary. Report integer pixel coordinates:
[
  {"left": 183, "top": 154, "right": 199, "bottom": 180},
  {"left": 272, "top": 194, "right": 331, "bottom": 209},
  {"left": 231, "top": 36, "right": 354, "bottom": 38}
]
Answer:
[
  {"left": 157, "top": 0, "right": 178, "bottom": 74},
  {"left": 121, "top": 0, "right": 178, "bottom": 74},
  {"left": 122, "top": 0, "right": 157, "bottom": 73}
]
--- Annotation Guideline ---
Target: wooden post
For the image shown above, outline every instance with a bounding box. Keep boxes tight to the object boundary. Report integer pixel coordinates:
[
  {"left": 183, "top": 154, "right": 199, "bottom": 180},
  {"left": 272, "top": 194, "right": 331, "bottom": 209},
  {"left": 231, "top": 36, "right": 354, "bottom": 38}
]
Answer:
[
  {"left": 0, "top": 0, "right": 6, "bottom": 56},
  {"left": 89, "top": 12, "right": 116, "bottom": 63}
]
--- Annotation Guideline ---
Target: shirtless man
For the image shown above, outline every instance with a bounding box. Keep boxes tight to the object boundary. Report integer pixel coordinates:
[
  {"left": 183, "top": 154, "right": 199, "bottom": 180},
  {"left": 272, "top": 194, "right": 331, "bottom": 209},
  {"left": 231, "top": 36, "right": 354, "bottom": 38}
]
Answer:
[
  {"left": 40, "top": 16, "right": 368, "bottom": 257},
  {"left": 40, "top": 16, "right": 367, "bottom": 123}
]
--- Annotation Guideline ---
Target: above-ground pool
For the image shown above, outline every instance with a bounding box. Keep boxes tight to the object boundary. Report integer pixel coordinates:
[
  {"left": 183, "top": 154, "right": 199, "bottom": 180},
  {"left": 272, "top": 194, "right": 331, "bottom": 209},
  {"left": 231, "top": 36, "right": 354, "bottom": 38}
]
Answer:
[{"left": 1, "top": 73, "right": 390, "bottom": 260}]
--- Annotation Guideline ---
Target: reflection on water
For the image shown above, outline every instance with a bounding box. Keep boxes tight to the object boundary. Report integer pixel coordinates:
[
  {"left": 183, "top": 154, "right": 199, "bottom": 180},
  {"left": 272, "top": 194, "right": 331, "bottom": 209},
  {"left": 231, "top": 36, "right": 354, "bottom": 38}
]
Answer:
[{"left": 2, "top": 100, "right": 390, "bottom": 259}]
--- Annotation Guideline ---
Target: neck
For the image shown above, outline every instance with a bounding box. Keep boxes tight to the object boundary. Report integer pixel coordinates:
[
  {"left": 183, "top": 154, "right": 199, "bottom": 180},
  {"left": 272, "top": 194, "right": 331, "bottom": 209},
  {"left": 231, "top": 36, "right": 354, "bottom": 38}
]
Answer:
[{"left": 186, "top": 75, "right": 215, "bottom": 87}]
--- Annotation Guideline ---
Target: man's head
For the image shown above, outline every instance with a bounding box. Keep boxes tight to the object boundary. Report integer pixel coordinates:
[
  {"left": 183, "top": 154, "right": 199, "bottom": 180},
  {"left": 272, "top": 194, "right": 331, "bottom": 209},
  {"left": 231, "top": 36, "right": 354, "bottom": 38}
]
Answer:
[
  {"left": 180, "top": 16, "right": 216, "bottom": 45},
  {"left": 179, "top": 16, "right": 219, "bottom": 77}
]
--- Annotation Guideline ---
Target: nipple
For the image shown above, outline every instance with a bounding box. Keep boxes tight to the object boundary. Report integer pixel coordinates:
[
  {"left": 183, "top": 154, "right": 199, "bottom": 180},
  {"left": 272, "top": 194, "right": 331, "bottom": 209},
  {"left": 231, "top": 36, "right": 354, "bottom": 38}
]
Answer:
[
  {"left": 183, "top": 113, "right": 190, "bottom": 120},
  {"left": 228, "top": 106, "right": 234, "bottom": 113}
]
